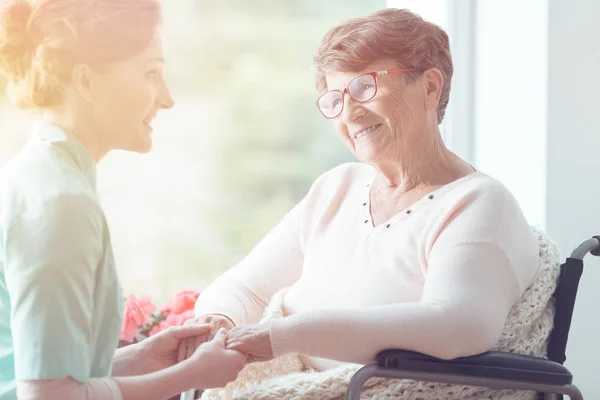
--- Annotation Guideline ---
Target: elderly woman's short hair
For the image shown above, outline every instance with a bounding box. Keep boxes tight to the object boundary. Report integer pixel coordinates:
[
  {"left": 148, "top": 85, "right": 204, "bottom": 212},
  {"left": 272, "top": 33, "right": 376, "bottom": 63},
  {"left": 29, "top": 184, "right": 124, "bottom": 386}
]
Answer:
[{"left": 314, "top": 8, "right": 453, "bottom": 123}]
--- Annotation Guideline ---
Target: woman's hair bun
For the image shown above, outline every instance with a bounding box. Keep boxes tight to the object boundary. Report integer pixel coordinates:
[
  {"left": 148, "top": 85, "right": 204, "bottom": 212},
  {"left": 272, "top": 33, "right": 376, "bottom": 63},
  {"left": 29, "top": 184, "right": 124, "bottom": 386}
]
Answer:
[{"left": 0, "top": 0, "right": 35, "bottom": 82}]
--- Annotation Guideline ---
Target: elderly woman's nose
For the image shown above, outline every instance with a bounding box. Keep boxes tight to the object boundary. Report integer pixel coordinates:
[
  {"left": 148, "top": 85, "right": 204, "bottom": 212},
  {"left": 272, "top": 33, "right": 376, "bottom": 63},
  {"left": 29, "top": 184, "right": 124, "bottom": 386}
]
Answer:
[{"left": 340, "top": 95, "right": 365, "bottom": 123}]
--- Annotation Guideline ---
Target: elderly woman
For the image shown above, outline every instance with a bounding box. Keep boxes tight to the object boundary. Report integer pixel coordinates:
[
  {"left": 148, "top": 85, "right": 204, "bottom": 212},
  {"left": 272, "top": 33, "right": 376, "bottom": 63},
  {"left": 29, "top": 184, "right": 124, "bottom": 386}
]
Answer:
[{"left": 184, "top": 8, "right": 545, "bottom": 398}]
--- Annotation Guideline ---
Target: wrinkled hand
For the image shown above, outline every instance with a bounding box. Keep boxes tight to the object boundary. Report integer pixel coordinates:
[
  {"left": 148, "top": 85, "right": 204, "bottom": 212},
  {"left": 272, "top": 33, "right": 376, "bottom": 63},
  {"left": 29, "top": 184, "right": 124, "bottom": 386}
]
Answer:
[
  {"left": 226, "top": 324, "right": 274, "bottom": 363},
  {"left": 178, "top": 314, "right": 236, "bottom": 362},
  {"left": 188, "top": 328, "right": 247, "bottom": 389},
  {"left": 139, "top": 324, "right": 210, "bottom": 373}
]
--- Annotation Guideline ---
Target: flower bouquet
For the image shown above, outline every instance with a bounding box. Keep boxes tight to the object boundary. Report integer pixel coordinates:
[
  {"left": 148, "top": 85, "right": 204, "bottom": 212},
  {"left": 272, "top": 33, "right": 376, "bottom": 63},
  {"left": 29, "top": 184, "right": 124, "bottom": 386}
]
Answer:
[{"left": 119, "top": 289, "right": 200, "bottom": 347}]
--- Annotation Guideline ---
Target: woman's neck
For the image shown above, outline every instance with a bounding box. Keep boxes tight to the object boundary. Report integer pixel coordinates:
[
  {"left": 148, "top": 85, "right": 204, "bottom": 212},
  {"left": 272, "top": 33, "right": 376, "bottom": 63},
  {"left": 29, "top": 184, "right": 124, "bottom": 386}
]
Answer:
[
  {"left": 368, "top": 134, "right": 474, "bottom": 226},
  {"left": 41, "top": 109, "right": 108, "bottom": 163},
  {"left": 371, "top": 130, "right": 472, "bottom": 197}
]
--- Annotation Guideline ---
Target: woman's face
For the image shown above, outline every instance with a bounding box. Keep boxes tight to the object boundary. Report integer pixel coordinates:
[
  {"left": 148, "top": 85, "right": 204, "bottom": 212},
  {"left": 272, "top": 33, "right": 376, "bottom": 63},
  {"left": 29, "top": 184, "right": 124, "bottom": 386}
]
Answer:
[
  {"left": 86, "top": 33, "right": 174, "bottom": 154},
  {"left": 325, "top": 59, "right": 432, "bottom": 165}
]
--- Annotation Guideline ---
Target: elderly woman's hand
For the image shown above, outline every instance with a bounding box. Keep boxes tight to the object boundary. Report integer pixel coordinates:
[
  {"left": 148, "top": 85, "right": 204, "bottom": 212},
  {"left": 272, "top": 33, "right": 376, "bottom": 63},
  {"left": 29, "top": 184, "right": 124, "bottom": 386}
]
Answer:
[
  {"left": 177, "top": 314, "right": 236, "bottom": 362},
  {"left": 226, "top": 324, "right": 274, "bottom": 363}
]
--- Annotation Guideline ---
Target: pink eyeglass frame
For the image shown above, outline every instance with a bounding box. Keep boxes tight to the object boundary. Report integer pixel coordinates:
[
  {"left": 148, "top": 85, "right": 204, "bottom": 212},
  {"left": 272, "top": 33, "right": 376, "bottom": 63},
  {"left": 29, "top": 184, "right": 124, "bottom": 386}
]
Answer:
[{"left": 316, "top": 69, "right": 418, "bottom": 119}]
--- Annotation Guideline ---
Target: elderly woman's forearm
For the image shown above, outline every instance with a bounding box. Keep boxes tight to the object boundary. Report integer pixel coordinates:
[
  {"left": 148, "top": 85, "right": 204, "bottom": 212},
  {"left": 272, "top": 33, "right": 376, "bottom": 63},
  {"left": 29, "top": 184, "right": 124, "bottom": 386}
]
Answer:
[
  {"left": 269, "top": 302, "right": 508, "bottom": 363},
  {"left": 194, "top": 276, "right": 269, "bottom": 325},
  {"left": 195, "top": 214, "right": 305, "bottom": 324}
]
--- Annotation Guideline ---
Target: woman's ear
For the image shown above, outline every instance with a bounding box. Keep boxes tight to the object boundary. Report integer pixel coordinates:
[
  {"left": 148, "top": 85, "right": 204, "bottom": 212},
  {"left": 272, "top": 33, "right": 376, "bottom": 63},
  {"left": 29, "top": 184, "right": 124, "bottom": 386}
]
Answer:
[
  {"left": 71, "top": 63, "right": 94, "bottom": 102},
  {"left": 422, "top": 68, "right": 444, "bottom": 115}
]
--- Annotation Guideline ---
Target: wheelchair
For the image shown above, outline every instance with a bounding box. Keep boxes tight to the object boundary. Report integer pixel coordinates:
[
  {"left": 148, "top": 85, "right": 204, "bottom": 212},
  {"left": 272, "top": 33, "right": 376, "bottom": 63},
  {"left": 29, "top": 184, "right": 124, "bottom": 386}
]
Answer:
[{"left": 346, "top": 236, "right": 600, "bottom": 400}]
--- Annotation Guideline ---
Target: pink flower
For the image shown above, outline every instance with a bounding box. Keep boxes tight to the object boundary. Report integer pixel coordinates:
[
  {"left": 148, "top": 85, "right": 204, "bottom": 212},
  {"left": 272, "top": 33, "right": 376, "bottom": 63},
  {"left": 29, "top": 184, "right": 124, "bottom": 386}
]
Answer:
[
  {"left": 149, "top": 324, "right": 163, "bottom": 336},
  {"left": 161, "top": 290, "right": 200, "bottom": 314},
  {"left": 179, "top": 309, "right": 195, "bottom": 323},
  {"left": 120, "top": 294, "right": 157, "bottom": 342},
  {"left": 163, "top": 310, "right": 189, "bottom": 327},
  {"left": 149, "top": 309, "right": 196, "bottom": 337},
  {"left": 136, "top": 295, "right": 157, "bottom": 324},
  {"left": 143, "top": 291, "right": 201, "bottom": 338},
  {"left": 121, "top": 317, "right": 138, "bottom": 343}
]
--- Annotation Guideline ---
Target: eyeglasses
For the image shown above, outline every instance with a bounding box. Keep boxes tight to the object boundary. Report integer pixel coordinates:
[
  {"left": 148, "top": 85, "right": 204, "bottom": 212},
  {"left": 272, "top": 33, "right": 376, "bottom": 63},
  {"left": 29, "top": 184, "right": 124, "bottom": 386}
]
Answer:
[{"left": 316, "top": 69, "right": 418, "bottom": 119}]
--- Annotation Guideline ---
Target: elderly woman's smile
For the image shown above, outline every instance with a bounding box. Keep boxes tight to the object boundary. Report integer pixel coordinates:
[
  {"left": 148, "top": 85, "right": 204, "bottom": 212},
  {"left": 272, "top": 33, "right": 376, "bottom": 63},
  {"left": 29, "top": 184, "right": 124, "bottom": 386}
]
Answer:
[{"left": 352, "top": 124, "right": 382, "bottom": 141}]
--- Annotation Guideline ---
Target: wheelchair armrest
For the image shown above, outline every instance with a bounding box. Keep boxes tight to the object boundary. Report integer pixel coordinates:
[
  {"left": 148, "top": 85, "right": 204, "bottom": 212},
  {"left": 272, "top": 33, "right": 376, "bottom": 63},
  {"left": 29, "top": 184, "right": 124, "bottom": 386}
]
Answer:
[{"left": 376, "top": 349, "right": 573, "bottom": 386}]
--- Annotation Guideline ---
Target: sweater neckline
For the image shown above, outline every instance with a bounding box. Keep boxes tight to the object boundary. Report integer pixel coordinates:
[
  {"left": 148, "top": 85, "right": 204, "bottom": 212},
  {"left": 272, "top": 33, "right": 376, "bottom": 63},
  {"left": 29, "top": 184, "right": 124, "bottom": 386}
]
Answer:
[{"left": 360, "top": 170, "right": 484, "bottom": 234}]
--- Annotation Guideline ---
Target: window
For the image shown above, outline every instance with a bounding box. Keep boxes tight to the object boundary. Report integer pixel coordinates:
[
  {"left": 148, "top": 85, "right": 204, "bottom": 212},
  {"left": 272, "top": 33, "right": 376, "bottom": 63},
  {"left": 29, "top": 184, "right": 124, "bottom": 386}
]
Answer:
[
  {"left": 0, "top": 1, "right": 459, "bottom": 303},
  {"left": 0, "top": 1, "right": 389, "bottom": 303},
  {"left": 100, "top": 1, "right": 393, "bottom": 302}
]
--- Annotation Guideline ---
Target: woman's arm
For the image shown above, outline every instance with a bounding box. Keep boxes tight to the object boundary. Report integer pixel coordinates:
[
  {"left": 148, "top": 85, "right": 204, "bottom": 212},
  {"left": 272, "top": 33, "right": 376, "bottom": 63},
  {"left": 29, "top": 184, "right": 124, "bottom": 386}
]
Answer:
[
  {"left": 194, "top": 198, "right": 306, "bottom": 325},
  {"left": 18, "top": 361, "right": 199, "bottom": 400},
  {"left": 269, "top": 241, "right": 523, "bottom": 362},
  {"left": 266, "top": 186, "right": 540, "bottom": 363},
  {"left": 111, "top": 345, "right": 144, "bottom": 377},
  {"left": 18, "top": 378, "right": 123, "bottom": 400},
  {"left": 17, "top": 329, "right": 246, "bottom": 400}
]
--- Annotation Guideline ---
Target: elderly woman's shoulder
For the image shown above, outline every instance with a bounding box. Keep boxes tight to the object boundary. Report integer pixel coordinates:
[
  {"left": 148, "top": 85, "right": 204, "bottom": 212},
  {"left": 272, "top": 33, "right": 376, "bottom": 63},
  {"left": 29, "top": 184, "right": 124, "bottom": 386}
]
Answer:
[
  {"left": 467, "top": 172, "right": 517, "bottom": 196},
  {"left": 455, "top": 171, "right": 526, "bottom": 213}
]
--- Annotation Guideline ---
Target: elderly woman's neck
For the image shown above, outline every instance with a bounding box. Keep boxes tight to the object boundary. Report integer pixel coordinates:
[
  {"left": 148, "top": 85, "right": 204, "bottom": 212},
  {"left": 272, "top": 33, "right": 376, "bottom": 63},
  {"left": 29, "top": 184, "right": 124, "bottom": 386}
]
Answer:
[{"left": 373, "top": 138, "right": 469, "bottom": 193}]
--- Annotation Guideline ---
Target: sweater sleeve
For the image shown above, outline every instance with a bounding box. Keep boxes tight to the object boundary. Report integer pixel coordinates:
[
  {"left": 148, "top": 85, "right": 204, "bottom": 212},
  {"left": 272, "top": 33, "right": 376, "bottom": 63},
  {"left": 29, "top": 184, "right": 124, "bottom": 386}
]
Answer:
[
  {"left": 269, "top": 182, "right": 540, "bottom": 362},
  {"left": 195, "top": 198, "right": 306, "bottom": 326}
]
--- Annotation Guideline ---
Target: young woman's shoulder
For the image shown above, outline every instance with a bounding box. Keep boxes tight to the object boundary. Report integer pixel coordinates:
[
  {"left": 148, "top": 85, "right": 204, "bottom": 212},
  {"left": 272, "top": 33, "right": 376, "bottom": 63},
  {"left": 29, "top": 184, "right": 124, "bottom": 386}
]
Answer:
[{"left": 0, "top": 142, "right": 99, "bottom": 230}]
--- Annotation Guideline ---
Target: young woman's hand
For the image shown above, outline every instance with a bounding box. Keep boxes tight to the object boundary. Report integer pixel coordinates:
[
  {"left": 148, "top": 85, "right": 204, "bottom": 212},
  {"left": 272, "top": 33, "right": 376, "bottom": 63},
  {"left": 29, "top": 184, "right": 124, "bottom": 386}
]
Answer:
[
  {"left": 137, "top": 324, "right": 211, "bottom": 373},
  {"left": 187, "top": 328, "right": 247, "bottom": 389}
]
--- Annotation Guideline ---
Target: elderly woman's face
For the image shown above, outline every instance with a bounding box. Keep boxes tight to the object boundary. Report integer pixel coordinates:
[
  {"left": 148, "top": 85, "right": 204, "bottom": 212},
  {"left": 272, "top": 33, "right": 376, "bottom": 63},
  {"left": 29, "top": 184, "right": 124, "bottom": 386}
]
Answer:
[{"left": 325, "top": 59, "right": 429, "bottom": 164}]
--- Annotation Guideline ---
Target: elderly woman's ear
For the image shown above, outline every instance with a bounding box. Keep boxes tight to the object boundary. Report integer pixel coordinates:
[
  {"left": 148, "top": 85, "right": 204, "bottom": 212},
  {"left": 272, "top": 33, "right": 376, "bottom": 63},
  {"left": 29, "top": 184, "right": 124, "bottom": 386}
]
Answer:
[{"left": 422, "top": 68, "right": 444, "bottom": 119}]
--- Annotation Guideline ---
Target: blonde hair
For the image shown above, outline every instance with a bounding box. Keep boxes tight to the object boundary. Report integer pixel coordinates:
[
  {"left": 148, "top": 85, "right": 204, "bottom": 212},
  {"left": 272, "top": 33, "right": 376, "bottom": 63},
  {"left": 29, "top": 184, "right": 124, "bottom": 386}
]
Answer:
[
  {"left": 0, "top": 0, "right": 162, "bottom": 109},
  {"left": 314, "top": 8, "right": 453, "bottom": 123}
]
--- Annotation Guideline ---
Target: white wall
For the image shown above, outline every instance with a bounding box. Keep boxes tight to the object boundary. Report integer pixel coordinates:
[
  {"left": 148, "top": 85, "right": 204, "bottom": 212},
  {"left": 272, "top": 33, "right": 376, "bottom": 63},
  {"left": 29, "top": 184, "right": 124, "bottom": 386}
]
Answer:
[
  {"left": 392, "top": 0, "right": 600, "bottom": 396},
  {"left": 475, "top": 0, "right": 600, "bottom": 396},
  {"left": 473, "top": 0, "right": 548, "bottom": 230},
  {"left": 546, "top": 0, "right": 600, "bottom": 396}
]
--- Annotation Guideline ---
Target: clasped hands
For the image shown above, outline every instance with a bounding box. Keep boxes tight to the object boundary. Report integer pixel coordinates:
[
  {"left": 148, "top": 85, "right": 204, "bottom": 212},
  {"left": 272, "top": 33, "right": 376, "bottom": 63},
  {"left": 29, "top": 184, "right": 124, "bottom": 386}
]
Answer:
[
  {"left": 128, "top": 314, "right": 274, "bottom": 390},
  {"left": 178, "top": 314, "right": 274, "bottom": 364}
]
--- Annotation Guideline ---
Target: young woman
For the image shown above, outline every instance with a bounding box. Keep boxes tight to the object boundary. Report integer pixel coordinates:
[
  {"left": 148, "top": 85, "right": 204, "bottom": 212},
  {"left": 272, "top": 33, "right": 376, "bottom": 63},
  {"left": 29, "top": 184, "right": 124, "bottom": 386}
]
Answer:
[{"left": 0, "top": 1, "right": 245, "bottom": 399}]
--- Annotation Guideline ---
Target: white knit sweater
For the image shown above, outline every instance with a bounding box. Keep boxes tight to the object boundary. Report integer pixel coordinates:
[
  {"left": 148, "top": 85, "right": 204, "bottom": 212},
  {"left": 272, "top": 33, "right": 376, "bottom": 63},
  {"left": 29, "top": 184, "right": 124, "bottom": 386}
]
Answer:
[
  {"left": 201, "top": 228, "right": 560, "bottom": 400},
  {"left": 196, "top": 166, "right": 541, "bottom": 371}
]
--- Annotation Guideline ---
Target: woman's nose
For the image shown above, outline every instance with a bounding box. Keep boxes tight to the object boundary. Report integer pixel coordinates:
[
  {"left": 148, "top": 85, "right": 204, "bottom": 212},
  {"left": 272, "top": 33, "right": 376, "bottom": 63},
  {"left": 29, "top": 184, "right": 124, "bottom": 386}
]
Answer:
[
  {"left": 340, "top": 93, "right": 365, "bottom": 123},
  {"left": 158, "top": 81, "right": 175, "bottom": 109}
]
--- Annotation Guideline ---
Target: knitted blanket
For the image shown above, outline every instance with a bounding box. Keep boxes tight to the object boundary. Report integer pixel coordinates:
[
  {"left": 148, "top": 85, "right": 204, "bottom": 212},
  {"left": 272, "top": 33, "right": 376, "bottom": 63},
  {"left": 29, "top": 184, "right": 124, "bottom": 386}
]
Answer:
[{"left": 202, "top": 228, "right": 560, "bottom": 400}]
